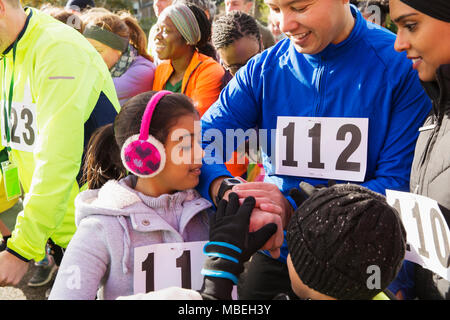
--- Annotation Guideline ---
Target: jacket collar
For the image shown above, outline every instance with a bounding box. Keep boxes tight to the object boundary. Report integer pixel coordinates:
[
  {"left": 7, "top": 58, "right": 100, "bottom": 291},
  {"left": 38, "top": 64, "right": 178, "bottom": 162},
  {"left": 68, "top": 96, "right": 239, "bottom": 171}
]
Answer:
[
  {"left": 2, "top": 7, "right": 33, "bottom": 56},
  {"left": 160, "top": 50, "right": 204, "bottom": 93},
  {"left": 421, "top": 64, "right": 450, "bottom": 117},
  {"left": 75, "top": 175, "right": 211, "bottom": 221}
]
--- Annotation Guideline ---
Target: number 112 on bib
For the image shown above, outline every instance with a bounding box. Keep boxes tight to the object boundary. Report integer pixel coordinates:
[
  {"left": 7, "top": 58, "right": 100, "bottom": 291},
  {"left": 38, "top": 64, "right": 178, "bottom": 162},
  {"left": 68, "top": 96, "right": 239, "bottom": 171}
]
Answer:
[{"left": 275, "top": 117, "right": 368, "bottom": 182}]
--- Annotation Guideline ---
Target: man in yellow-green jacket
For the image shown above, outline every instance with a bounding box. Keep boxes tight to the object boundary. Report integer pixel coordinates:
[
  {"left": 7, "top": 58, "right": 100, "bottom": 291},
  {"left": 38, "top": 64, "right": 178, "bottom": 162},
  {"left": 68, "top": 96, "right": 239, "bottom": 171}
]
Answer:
[{"left": 0, "top": 0, "right": 120, "bottom": 286}]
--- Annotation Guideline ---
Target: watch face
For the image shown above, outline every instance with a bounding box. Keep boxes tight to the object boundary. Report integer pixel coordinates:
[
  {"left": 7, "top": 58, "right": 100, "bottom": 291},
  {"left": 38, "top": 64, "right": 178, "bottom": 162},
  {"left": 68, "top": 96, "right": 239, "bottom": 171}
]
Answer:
[{"left": 226, "top": 178, "right": 242, "bottom": 185}]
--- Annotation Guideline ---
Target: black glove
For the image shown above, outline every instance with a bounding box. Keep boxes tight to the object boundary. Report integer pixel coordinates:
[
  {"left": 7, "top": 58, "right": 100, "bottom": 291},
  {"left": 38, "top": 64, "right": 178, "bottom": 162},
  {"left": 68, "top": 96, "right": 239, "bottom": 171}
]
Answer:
[
  {"left": 288, "top": 180, "right": 336, "bottom": 208},
  {"left": 200, "top": 192, "right": 277, "bottom": 300}
]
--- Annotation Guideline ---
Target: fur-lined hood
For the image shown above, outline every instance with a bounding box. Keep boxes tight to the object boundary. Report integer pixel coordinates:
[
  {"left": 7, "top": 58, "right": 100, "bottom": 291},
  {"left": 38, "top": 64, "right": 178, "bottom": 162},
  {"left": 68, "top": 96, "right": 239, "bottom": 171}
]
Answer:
[{"left": 75, "top": 176, "right": 212, "bottom": 228}]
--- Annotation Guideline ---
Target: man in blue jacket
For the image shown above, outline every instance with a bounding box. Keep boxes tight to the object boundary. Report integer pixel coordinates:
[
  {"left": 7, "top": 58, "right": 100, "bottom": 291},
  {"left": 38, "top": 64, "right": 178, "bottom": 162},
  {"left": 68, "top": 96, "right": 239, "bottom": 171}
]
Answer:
[{"left": 198, "top": 0, "right": 431, "bottom": 299}]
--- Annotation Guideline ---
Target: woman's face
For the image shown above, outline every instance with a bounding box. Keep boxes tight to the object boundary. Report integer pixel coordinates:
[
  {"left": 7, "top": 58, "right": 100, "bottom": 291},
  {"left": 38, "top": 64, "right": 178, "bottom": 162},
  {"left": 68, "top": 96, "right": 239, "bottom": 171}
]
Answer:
[
  {"left": 390, "top": 0, "right": 450, "bottom": 81},
  {"left": 87, "top": 38, "right": 122, "bottom": 69},
  {"left": 154, "top": 14, "right": 191, "bottom": 61}
]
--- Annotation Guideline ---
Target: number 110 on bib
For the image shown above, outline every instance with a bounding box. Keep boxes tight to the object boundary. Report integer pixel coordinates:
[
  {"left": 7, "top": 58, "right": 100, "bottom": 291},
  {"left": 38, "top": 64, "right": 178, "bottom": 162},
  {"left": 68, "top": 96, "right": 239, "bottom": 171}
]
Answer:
[{"left": 275, "top": 117, "right": 368, "bottom": 182}]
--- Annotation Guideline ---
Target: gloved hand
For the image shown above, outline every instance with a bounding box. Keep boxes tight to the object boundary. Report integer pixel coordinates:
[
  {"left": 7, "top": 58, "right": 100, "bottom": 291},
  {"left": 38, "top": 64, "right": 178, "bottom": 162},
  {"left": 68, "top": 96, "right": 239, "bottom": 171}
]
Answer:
[
  {"left": 200, "top": 192, "right": 277, "bottom": 300},
  {"left": 288, "top": 180, "right": 336, "bottom": 208}
]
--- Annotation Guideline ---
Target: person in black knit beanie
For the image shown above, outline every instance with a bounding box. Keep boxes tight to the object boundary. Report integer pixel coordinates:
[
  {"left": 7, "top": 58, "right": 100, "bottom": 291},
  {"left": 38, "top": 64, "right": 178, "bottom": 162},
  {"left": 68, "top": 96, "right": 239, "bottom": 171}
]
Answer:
[
  {"left": 117, "top": 184, "right": 406, "bottom": 300},
  {"left": 286, "top": 184, "right": 407, "bottom": 300}
]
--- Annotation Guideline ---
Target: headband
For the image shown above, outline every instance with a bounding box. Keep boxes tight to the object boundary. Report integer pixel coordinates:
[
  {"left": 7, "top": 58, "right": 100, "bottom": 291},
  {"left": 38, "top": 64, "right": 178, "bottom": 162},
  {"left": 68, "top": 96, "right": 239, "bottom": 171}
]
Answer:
[
  {"left": 161, "top": 4, "right": 201, "bottom": 45},
  {"left": 83, "top": 25, "right": 129, "bottom": 52},
  {"left": 400, "top": 0, "right": 450, "bottom": 22}
]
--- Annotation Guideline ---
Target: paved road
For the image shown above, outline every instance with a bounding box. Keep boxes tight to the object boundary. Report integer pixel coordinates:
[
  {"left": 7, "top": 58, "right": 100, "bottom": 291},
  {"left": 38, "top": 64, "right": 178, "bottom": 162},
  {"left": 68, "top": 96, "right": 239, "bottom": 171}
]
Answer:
[{"left": 0, "top": 261, "right": 55, "bottom": 300}]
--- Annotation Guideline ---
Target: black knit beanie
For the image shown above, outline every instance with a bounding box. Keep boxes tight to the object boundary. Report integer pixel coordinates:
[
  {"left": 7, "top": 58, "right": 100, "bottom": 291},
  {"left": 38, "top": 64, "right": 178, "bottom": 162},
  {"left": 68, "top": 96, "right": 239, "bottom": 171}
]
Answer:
[
  {"left": 65, "top": 0, "right": 95, "bottom": 11},
  {"left": 286, "top": 184, "right": 407, "bottom": 300},
  {"left": 400, "top": 0, "right": 450, "bottom": 22}
]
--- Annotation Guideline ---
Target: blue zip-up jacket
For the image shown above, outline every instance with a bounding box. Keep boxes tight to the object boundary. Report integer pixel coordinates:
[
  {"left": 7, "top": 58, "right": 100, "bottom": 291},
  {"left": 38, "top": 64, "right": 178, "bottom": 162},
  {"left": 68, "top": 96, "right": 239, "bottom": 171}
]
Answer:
[{"left": 198, "top": 6, "right": 431, "bottom": 262}]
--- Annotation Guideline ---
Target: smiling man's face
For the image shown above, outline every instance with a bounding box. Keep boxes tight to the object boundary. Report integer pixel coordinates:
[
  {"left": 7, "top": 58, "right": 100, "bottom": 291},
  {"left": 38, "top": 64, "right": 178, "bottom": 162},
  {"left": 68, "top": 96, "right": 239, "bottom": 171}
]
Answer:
[{"left": 264, "top": 0, "right": 353, "bottom": 55}]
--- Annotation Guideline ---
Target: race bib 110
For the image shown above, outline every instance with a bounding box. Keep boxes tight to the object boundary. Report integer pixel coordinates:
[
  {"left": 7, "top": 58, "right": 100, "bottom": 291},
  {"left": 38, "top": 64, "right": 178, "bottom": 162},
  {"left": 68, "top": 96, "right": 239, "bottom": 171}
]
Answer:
[
  {"left": 275, "top": 117, "right": 368, "bottom": 181},
  {"left": 386, "top": 190, "right": 450, "bottom": 281}
]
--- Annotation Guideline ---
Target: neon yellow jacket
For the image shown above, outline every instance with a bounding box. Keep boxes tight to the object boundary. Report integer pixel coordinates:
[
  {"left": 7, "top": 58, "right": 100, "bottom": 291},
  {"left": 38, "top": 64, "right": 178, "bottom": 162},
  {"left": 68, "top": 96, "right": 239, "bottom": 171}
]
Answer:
[{"left": 0, "top": 8, "right": 120, "bottom": 261}]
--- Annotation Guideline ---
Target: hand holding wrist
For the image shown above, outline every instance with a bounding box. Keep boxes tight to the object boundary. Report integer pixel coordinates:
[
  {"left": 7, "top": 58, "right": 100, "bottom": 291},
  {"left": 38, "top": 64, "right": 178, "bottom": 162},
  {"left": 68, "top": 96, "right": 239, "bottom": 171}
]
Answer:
[{"left": 199, "top": 193, "right": 277, "bottom": 299}]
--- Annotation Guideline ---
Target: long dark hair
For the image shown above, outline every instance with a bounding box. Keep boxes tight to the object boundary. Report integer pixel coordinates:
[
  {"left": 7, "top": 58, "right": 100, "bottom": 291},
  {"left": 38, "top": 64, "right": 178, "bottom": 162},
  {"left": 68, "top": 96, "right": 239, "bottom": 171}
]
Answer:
[
  {"left": 188, "top": 3, "right": 217, "bottom": 59},
  {"left": 82, "top": 91, "right": 198, "bottom": 189}
]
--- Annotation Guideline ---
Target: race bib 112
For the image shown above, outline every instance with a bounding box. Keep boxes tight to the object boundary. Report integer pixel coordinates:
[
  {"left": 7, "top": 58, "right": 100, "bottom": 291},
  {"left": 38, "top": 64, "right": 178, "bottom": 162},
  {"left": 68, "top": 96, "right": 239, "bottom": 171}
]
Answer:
[{"left": 275, "top": 117, "right": 368, "bottom": 181}]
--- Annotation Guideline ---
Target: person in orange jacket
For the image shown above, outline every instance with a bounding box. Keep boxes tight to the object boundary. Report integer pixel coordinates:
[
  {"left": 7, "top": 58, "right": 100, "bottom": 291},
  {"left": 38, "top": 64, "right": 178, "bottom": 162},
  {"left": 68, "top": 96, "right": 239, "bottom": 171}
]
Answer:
[{"left": 152, "top": 3, "right": 224, "bottom": 117}]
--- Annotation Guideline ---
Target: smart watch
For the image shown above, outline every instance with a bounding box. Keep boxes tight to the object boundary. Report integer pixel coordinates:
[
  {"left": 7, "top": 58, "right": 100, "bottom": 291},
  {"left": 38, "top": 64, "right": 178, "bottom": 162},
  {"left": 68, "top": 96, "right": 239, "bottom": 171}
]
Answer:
[{"left": 215, "top": 178, "right": 243, "bottom": 205}]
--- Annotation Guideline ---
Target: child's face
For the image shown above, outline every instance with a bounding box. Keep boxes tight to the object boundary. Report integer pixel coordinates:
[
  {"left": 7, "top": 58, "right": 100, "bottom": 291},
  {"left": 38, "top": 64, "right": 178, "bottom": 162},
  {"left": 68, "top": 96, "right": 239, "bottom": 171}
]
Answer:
[{"left": 154, "top": 114, "right": 203, "bottom": 193}]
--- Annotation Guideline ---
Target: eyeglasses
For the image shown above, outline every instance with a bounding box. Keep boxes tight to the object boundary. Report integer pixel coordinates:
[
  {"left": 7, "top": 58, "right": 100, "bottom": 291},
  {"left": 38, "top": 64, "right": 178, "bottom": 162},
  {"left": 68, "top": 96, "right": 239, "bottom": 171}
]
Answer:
[
  {"left": 221, "top": 62, "right": 247, "bottom": 75},
  {"left": 220, "top": 42, "right": 263, "bottom": 76}
]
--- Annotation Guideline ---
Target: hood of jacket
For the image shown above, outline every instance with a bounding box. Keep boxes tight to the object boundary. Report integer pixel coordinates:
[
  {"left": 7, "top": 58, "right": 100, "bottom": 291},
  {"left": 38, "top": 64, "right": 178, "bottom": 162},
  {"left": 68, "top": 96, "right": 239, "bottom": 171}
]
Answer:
[{"left": 74, "top": 175, "right": 212, "bottom": 227}]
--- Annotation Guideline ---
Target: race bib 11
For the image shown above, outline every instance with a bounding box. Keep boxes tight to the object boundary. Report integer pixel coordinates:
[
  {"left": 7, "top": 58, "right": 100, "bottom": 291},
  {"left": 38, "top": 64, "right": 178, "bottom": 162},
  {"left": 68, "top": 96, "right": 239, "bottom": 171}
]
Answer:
[
  {"left": 386, "top": 190, "right": 450, "bottom": 281},
  {"left": 134, "top": 241, "right": 208, "bottom": 294},
  {"left": 275, "top": 117, "right": 368, "bottom": 181}
]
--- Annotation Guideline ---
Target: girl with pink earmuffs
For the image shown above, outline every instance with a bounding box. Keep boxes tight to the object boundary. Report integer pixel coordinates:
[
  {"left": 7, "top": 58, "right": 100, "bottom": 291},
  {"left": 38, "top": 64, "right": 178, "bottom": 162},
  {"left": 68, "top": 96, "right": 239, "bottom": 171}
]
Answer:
[{"left": 48, "top": 90, "right": 212, "bottom": 300}]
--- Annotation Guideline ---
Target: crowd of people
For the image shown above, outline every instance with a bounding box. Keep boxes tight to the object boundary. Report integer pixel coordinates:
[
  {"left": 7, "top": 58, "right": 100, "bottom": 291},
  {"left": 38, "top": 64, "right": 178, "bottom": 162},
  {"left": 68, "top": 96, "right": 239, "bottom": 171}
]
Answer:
[{"left": 0, "top": 0, "right": 448, "bottom": 301}]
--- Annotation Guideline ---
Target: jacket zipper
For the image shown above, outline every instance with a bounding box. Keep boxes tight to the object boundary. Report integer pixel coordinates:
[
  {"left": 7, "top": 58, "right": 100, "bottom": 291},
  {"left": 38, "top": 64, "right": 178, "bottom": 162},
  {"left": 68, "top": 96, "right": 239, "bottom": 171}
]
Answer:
[
  {"left": 315, "top": 58, "right": 325, "bottom": 115},
  {"left": 182, "top": 61, "right": 202, "bottom": 95},
  {"left": 415, "top": 106, "right": 441, "bottom": 195}
]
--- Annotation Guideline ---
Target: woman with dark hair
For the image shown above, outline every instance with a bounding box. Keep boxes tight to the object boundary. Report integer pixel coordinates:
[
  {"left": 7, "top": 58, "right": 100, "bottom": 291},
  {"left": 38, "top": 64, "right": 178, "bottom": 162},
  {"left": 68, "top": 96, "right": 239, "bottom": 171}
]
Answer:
[
  {"left": 152, "top": 3, "right": 224, "bottom": 116},
  {"left": 388, "top": 0, "right": 450, "bottom": 300}
]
